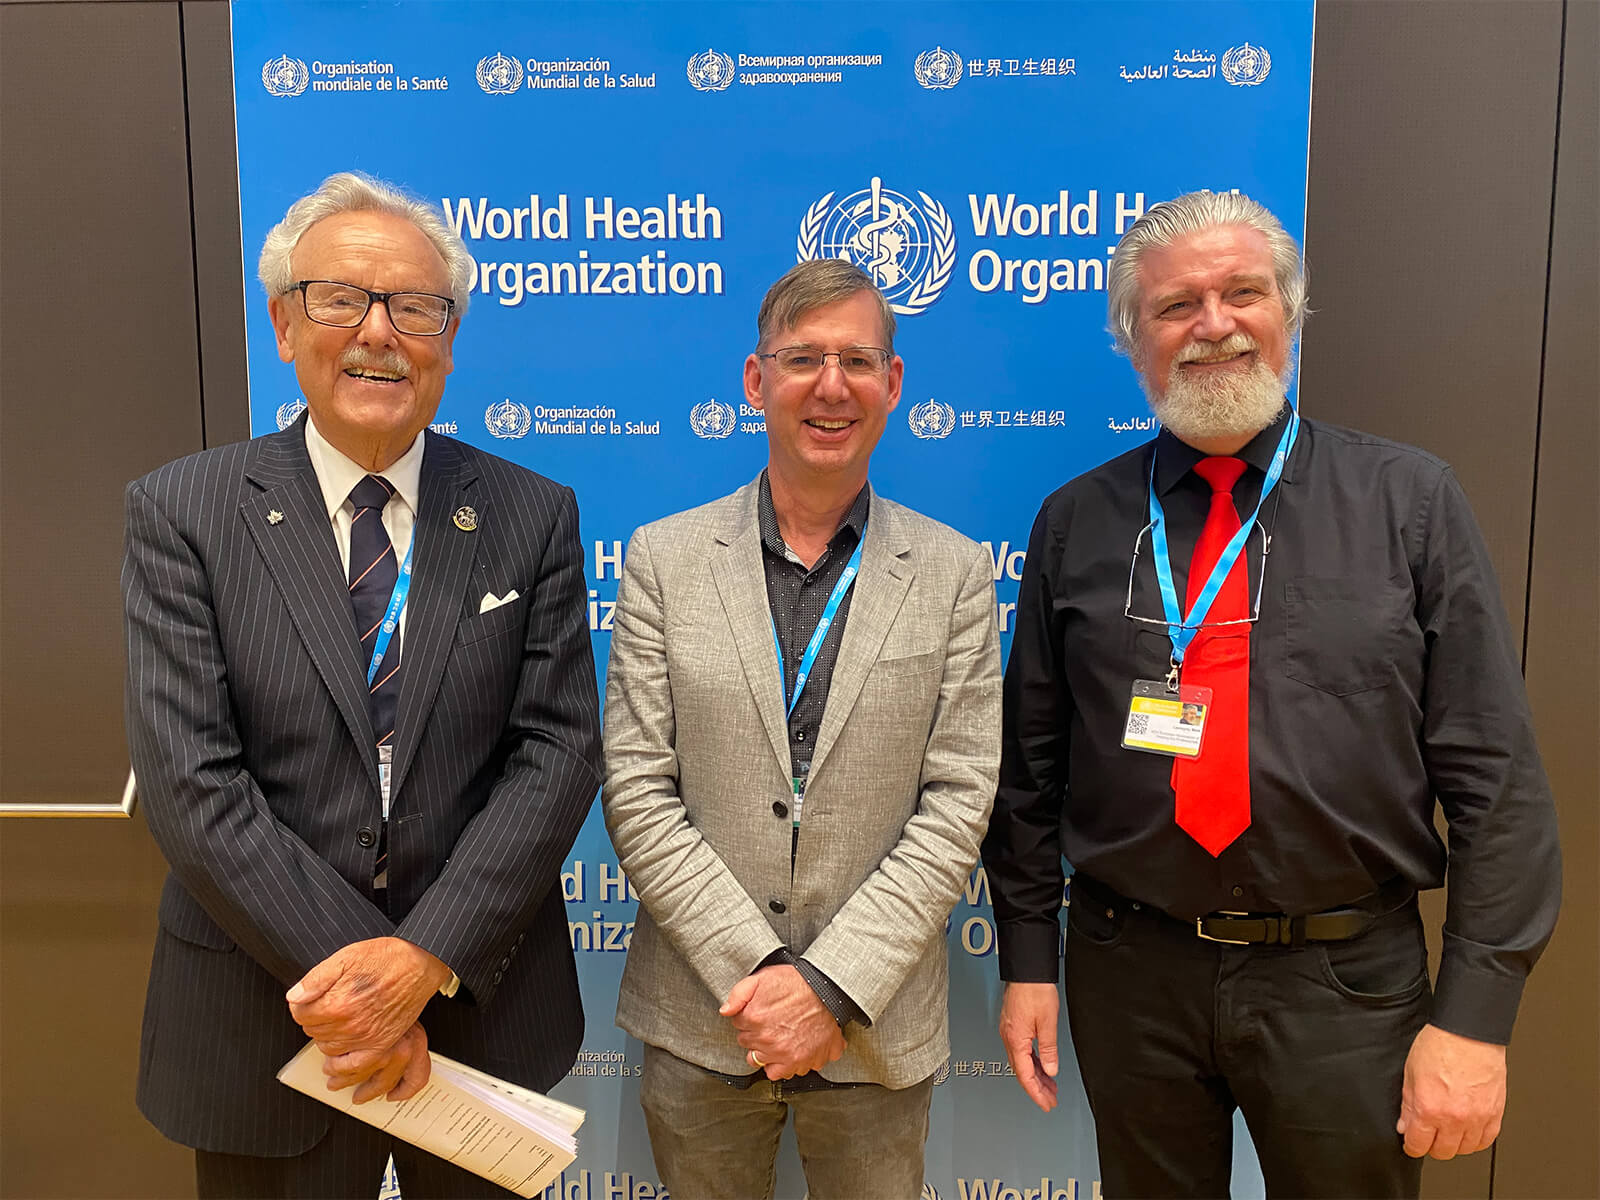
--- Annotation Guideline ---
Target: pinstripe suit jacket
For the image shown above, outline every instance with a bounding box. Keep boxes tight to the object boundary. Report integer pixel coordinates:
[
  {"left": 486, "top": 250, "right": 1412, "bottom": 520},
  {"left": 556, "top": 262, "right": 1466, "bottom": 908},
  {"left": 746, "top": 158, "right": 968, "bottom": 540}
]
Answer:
[
  {"left": 123, "top": 418, "right": 601, "bottom": 1155},
  {"left": 603, "top": 481, "right": 1001, "bottom": 1088}
]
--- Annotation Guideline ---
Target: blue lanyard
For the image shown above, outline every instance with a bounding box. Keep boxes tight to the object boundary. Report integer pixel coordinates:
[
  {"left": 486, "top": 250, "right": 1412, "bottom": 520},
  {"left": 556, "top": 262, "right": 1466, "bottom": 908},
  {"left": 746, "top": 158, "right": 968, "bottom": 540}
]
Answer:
[
  {"left": 365, "top": 534, "right": 414, "bottom": 686},
  {"left": 772, "top": 528, "right": 867, "bottom": 719},
  {"left": 1147, "top": 409, "right": 1299, "bottom": 664}
]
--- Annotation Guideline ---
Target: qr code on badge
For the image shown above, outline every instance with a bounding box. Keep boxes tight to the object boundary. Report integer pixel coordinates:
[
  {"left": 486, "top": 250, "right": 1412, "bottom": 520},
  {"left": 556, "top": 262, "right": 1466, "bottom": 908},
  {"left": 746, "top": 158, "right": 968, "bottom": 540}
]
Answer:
[{"left": 1126, "top": 713, "right": 1150, "bottom": 736}]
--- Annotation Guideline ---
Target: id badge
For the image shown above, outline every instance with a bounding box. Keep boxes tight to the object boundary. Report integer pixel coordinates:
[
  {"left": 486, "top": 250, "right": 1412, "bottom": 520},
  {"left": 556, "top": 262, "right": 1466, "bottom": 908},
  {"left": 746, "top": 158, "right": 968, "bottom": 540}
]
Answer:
[
  {"left": 1121, "top": 680, "right": 1213, "bottom": 759},
  {"left": 378, "top": 743, "right": 394, "bottom": 811},
  {"left": 790, "top": 772, "right": 806, "bottom": 828}
]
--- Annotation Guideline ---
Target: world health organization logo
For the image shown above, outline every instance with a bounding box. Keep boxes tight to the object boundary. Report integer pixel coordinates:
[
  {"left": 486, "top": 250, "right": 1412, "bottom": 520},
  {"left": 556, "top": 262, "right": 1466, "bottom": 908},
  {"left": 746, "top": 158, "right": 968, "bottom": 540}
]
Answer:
[
  {"left": 913, "top": 46, "right": 963, "bottom": 90},
  {"left": 930, "top": 1061, "right": 952, "bottom": 1086},
  {"left": 921, "top": 1185, "right": 943, "bottom": 1200},
  {"left": 275, "top": 400, "right": 307, "bottom": 430},
  {"left": 907, "top": 399, "right": 956, "bottom": 440},
  {"left": 688, "top": 398, "right": 737, "bottom": 439},
  {"left": 798, "top": 177, "right": 957, "bottom": 317},
  {"left": 476, "top": 52, "right": 524, "bottom": 94},
  {"left": 485, "top": 399, "right": 532, "bottom": 439},
  {"left": 1221, "top": 43, "right": 1272, "bottom": 86},
  {"left": 261, "top": 55, "right": 310, "bottom": 98},
  {"left": 686, "top": 48, "right": 736, "bottom": 92}
]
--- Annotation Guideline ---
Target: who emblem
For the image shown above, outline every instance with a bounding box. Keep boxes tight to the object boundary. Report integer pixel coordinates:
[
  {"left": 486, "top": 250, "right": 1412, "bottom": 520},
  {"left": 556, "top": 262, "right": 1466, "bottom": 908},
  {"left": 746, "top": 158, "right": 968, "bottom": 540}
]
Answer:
[
  {"left": 921, "top": 1186, "right": 943, "bottom": 1200},
  {"left": 1221, "top": 43, "right": 1272, "bottom": 86},
  {"left": 907, "top": 400, "right": 956, "bottom": 441},
  {"left": 485, "top": 399, "right": 533, "bottom": 440},
  {"left": 930, "top": 1061, "right": 952, "bottom": 1086},
  {"left": 261, "top": 55, "right": 309, "bottom": 98},
  {"left": 275, "top": 400, "right": 307, "bottom": 430},
  {"left": 686, "top": 49, "right": 736, "bottom": 92},
  {"left": 476, "top": 52, "right": 524, "bottom": 94},
  {"left": 689, "top": 398, "right": 737, "bottom": 439},
  {"left": 798, "top": 177, "right": 957, "bottom": 317},
  {"left": 913, "top": 46, "right": 963, "bottom": 90}
]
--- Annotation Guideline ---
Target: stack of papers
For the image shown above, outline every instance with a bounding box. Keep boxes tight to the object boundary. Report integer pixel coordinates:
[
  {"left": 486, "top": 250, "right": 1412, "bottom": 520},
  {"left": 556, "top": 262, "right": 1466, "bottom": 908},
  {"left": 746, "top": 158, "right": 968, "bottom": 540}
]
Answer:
[{"left": 279, "top": 1042, "right": 585, "bottom": 1198}]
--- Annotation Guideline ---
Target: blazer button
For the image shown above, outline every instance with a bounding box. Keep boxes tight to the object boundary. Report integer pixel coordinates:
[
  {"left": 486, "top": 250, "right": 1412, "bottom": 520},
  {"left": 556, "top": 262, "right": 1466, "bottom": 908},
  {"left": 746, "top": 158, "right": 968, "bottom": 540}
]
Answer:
[
  {"left": 773, "top": 800, "right": 789, "bottom": 819},
  {"left": 357, "top": 827, "right": 377, "bottom": 848},
  {"left": 769, "top": 899, "right": 786, "bottom": 915}
]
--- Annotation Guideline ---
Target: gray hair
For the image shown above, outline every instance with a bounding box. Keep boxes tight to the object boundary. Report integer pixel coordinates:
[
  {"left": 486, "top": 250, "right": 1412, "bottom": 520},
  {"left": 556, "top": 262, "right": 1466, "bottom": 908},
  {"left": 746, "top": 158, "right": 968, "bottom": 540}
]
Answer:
[
  {"left": 1107, "top": 190, "right": 1307, "bottom": 359},
  {"left": 258, "top": 171, "right": 475, "bottom": 314},
  {"left": 755, "top": 259, "right": 897, "bottom": 351}
]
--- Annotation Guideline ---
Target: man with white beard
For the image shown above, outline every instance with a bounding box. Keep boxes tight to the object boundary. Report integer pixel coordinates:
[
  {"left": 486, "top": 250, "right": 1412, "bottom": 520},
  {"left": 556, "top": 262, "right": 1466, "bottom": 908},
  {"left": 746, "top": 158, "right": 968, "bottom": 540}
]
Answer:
[{"left": 982, "top": 191, "right": 1560, "bottom": 1198}]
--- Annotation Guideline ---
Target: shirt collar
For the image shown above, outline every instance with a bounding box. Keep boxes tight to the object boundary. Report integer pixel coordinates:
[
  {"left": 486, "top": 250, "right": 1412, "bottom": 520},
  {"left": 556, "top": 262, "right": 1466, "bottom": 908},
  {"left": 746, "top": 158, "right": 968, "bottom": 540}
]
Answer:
[
  {"left": 304, "top": 415, "right": 425, "bottom": 519},
  {"left": 757, "top": 470, "right": 870, "bottom": 562},
  {"left": 1153, "top": 403, "right": 1294, "bottom": 497}
]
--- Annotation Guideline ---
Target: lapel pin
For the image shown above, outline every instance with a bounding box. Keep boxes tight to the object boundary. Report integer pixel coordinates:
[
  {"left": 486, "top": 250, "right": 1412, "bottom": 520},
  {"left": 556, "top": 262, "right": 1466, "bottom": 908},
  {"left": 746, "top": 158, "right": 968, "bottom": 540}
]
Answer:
[
  {"left": 453, "top": 505, "right": 478, "bottom": 532},
  {"left": 266, "top": 509, "right": 285, "bottom": 526}
]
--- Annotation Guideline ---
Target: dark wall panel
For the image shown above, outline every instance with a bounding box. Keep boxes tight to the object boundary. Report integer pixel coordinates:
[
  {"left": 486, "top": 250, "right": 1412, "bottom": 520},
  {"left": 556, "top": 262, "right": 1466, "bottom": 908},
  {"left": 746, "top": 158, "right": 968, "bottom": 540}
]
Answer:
[
  {"left": 0, "top": 0, "right": 206, "bottom": 806},
  {"left": 1499, "top": 2, "right": 1600, "bottom": 1196},
  {"left": 183, "top": 0, "right": 251, "bottom": 447},
  {"left": 1301, "top": 0, "right": 1565, "bottom": 635},
  {"left": 0, "top": 2, "right": 207, "bottom": 1196}
]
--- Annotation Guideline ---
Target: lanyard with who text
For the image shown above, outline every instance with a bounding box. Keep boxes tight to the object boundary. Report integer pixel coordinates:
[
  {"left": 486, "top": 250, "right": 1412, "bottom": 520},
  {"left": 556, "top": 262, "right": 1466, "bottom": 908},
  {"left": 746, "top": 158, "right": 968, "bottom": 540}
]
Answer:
[
  {"left": 365, "top": 536, "right": 415, "bottom": 686},
  {"left": 1147, "top": 408, "right": 1299, "bottom": 670},
  {"left": 772, "top": 528, "right": 867, "bottom": 720}
]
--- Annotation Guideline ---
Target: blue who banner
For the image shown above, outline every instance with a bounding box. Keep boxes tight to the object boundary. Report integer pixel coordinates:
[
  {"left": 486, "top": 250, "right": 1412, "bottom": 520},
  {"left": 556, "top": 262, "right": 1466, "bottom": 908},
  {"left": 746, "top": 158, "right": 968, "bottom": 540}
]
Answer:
[{"left": 231, "top": 4, "right": 1314, "bottom": 1197}]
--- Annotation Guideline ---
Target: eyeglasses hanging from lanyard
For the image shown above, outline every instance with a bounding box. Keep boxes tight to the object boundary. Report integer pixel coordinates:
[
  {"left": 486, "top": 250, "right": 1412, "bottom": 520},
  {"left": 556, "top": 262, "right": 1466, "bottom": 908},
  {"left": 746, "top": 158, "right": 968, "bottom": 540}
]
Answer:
[{"left": 1129, "top": 409, "right": 1300, "bottom": 686}]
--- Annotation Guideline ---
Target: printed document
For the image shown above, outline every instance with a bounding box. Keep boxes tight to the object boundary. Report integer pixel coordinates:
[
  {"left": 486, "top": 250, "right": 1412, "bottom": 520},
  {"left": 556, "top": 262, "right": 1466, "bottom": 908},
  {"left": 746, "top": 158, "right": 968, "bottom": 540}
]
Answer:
[{"left": 279, "top": 1042, "right": 583, "bottom": 1197}]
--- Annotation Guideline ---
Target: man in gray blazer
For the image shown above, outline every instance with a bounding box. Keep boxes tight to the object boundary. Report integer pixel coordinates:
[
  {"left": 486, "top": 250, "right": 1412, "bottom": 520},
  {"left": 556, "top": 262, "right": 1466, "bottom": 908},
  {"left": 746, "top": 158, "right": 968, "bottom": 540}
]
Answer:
[
  {"left": 603, "top": 259, "right": 1001, "bottom": 1200},
  {"left": 124, "top": 172, "right": 600, "bottom": 1198}
]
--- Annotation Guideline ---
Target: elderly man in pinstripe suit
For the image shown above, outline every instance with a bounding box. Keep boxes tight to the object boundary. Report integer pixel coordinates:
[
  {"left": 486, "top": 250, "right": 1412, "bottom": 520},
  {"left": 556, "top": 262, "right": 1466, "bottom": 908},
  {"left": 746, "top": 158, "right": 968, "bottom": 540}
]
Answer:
[{"left": 123, "top": 172, "right": 600, "bottom": 1199}]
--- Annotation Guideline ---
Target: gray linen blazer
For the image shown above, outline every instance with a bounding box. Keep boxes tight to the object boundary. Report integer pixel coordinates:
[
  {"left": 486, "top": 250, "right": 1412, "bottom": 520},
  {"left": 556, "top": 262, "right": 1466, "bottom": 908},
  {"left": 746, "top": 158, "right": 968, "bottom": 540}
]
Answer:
[{"left": 603, "top": 480, "right": 1001, "bottom": 1088}]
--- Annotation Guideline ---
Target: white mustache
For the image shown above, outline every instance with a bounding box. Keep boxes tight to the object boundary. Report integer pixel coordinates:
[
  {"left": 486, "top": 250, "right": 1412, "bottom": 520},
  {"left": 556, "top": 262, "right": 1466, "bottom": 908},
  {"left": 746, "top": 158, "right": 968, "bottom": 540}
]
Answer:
[
  {"left": 339, "top": 347, "right": 412, "bottom": 378},
  {"left": 1177, "top": 333, "right": 1258, "bottom": 364}
]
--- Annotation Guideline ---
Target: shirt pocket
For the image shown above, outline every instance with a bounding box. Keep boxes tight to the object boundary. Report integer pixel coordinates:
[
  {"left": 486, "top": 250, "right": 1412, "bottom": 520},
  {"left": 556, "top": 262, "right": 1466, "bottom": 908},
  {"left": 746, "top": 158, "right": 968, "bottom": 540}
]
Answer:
[{"left": 1283, "top": 576, "right": 1412, "bottom": 696}]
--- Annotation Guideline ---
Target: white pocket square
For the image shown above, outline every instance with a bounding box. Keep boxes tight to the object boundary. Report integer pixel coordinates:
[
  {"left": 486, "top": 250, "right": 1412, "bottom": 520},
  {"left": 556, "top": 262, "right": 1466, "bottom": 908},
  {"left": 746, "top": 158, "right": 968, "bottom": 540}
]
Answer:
[{"left": 479, "top": 589, "right": 519, "bottom": 615}]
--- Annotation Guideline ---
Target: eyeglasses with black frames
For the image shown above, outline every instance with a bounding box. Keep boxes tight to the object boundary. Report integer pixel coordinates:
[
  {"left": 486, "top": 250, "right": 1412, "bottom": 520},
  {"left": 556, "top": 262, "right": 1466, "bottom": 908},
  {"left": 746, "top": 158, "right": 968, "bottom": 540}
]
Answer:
[
  {"left": 291, "top": 280, "right": 455, "bottom": 337},
  {"left": 756, "top": 346, "right": 893, "bottom": 377}
]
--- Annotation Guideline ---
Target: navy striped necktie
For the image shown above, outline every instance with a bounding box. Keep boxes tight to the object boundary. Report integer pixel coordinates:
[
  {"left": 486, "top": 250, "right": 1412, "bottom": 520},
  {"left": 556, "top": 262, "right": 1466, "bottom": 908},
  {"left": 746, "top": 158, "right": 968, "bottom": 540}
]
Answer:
[
  {"left": 348, "top": 474, "right": 403, "bottom": 746},
  {"left": 348, "top": 474, "right": 401, "bottom": 894}
]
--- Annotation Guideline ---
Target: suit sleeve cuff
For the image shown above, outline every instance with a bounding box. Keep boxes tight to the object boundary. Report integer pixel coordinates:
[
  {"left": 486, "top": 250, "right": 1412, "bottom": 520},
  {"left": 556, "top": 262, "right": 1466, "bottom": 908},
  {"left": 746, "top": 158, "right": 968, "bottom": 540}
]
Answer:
[{"left": 996, "top": 916, "right": 1062, "bottom": 983}]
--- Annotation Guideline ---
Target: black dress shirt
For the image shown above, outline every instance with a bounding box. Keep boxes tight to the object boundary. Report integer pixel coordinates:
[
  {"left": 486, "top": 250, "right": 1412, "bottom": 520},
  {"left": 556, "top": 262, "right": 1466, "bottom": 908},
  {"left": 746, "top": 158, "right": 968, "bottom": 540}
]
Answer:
[
  {"left": 982, "top": 409, "right": 1561, "bottom": 1044},
  {"left": 759, "top": 471, "right": 869, "bottom": 786},
  {"left": 750, "top": 471, "right": 871, "bottom": 1037}
]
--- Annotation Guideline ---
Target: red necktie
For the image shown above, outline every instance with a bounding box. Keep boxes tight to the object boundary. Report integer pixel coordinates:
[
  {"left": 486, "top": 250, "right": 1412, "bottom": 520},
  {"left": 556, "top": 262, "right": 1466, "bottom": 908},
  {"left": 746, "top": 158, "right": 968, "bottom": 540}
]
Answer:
[{"left": 1171, "top": 456, "right": 1251, "bottom": 856}]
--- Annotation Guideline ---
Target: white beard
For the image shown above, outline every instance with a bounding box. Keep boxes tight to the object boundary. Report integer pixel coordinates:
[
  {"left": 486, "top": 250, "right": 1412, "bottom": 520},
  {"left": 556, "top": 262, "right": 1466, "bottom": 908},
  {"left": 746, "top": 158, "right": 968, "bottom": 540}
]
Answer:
[{"left": 1143, "top": 337, "right": 1291, "bottom": 445}]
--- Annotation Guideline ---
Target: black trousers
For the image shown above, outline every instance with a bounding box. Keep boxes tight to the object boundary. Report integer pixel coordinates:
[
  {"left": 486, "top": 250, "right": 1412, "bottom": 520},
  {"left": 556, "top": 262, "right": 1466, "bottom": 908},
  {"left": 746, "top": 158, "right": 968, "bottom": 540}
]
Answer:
[
  {"left": 1064, "top": 878, "right": 1430, "bottom": 1200},
  {"left": 196, "top": 1115, "right": 518, "bottom": 1200}
]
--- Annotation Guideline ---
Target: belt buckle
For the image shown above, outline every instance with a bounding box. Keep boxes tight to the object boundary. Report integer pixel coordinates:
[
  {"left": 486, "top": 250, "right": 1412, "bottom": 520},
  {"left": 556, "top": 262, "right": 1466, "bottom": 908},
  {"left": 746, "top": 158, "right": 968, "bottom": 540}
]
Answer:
[{"left": 1195, "top": 911, "right": 1252, "bottom": 945}]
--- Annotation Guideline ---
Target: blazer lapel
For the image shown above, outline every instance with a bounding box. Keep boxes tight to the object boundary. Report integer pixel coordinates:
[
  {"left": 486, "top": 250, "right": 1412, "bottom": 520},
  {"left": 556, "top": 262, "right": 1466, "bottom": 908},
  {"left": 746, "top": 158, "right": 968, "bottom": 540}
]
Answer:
[
  {"left": 387, "top": 436, "right": 479, "bottom": 802},
  {"left": 242, "top": 422, "right": 378, "bottom": 789},
  {"left": 709, "top": 485, "right": 792, "bottom": 775},
  {"left": 805, "top": 490, "right": 913, "bottom": 787}
]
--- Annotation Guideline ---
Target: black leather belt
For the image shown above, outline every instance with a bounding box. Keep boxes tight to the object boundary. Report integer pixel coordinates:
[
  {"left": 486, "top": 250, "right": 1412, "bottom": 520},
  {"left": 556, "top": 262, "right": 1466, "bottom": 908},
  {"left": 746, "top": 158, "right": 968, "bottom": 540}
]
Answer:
[
  {"left": 1073, "top": 874, "right": 1415, "bottom": 947},
  {"left": 1195, "top": 908, "right": 1373, "bottom": 946}
]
